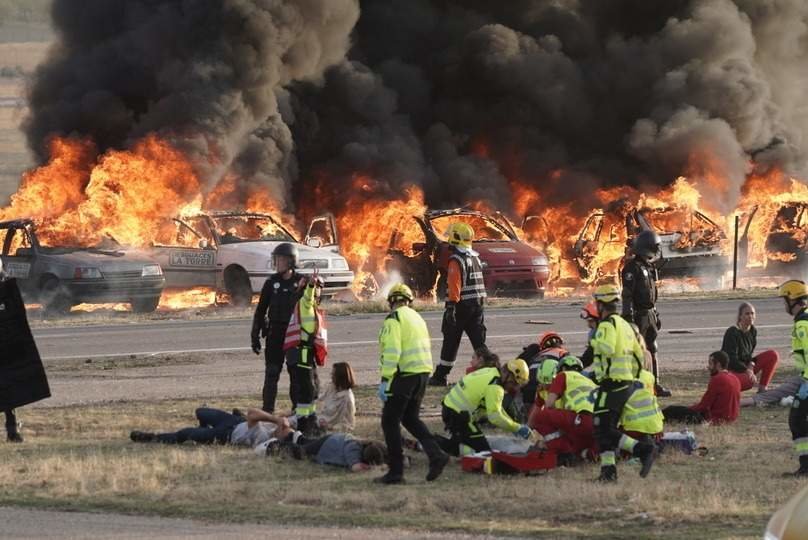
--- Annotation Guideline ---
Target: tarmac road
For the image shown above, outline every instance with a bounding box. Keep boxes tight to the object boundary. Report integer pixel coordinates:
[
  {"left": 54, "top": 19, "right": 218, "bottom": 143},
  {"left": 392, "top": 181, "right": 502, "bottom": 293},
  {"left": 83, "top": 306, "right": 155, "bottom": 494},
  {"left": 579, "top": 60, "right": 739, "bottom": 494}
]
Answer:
[{"left": 30, "top": 296, "right": 795, "bottom": 407}]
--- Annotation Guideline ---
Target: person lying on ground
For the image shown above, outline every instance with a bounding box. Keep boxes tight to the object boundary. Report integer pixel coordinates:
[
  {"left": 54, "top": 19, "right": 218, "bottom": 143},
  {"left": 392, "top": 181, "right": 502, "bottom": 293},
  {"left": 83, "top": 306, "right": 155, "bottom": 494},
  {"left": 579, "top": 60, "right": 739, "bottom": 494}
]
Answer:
[
  {"left": 741, "top": 375, "right": 805, "bottom": 407},
  {"left": 276, "top": 432, "right": 388, "bottom": 472},
  {"left": 315, "top": 361, "right": 357, "bottom": 433},
  {"left": 518, "top": 332, "right": 568, "bottom": 407},
  {"left": 662, "top": 351, "right": 740, "bottom": 425},
  {"left": 721, "top": 302, "right": 780, "bottom": 393},
  {"left": 130, "top": 407, "right": 294, "bottom": 447}
]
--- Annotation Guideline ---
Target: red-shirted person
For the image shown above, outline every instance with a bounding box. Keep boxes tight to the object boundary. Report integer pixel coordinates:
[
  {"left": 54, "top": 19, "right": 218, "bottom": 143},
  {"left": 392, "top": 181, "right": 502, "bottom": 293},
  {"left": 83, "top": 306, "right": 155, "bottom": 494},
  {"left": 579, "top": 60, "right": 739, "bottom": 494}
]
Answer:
[
  {"left": 662, "top": 351, "right": 741, "bottom": 425},
  {"left": 529, "top": 356, "right": 598, "bottom": 466}
]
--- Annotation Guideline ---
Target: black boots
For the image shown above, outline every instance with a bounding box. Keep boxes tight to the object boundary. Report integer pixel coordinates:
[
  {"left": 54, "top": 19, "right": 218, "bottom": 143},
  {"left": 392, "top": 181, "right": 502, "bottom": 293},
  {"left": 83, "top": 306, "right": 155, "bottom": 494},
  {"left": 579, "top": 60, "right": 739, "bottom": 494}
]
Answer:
[
  {"left": 428, "top": 366, "right": 450, "bottom": 387},
  {"left": 426, "top": 452, "right": 450, "bottom": 482},
  {"left": 655, "top": 384, "right": 672, "bottom": 398},
  {"left": 296, "top": 415, "right": 322, "bottom": 438},
  {"left": 635, "top": 442, "right": 659, "bottom": 478},
  {"left": 130, "top": 431, "right": 156, "bottom": 443},
  {"left": 7, "top": 430, "right": 23, "bottom": 443},
  {"left": 597, "top": 465, "right": 618, "bottom": 482},
  {"left": 374, "top": 472, "right": 406, "bottom": 485},
  {"left": 784, "top": 456, "right": 808, "bottom": 477}
]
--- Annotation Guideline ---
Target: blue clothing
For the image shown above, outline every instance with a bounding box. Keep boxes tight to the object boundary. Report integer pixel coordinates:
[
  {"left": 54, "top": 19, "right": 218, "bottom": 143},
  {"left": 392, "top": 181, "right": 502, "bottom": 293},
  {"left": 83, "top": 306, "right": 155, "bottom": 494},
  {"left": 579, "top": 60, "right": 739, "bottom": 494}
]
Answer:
[{"left": 314, "top": 433, "right": 363, "bottom": 468}]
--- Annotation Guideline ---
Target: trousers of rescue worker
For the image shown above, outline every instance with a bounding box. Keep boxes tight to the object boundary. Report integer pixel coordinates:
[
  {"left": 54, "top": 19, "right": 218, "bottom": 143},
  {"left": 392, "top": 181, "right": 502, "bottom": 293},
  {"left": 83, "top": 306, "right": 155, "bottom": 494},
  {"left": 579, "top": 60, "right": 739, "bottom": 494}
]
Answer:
[
  {"left": 436, "top": 405, "right": 490, "bottom": 456},
  {"left": 593, "top": 381, "right": 633, "bottom": 457},
  {"left": 634, "top": 310, "right": 660, "bottom": 379},
  {"left": 440, "top": 301, "right": 486, "bottom": 369},
  {"left": 4, "top": 409, "right": 16, "bottom": 433},
  {"left": 530, "top": 408, "right": 595, "bottom": 456},
  {"left": 263, "top": 323, "right": 288, "bottom": 413},
  {"left": 286, "top": 345, "right": 320, "bottom": 419},
  {"left": 789, "top": 383, "right": 808, "bottom": 462},
  {"left": 382, "top": 374, "right": 444, "bottom": 476},
  {"left": 732, "top": 350, "right": 780, "bottom": 390}
]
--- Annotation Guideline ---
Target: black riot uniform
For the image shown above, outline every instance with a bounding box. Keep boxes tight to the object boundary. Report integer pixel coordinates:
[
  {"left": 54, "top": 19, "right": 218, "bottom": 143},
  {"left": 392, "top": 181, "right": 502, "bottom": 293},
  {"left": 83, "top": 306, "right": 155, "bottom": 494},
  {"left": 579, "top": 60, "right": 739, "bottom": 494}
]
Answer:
[
  {"left": 430, "top": 245, "right": 487, "bottom": 385},
  {"left": 251, "top": 245, "right": 304, "bottom": 413},
  {"left": 0, "top": 273, "right": 51, "bottom": 442},
  {"left": 620, "top": 230, "right": 670, "bottom": 396}
]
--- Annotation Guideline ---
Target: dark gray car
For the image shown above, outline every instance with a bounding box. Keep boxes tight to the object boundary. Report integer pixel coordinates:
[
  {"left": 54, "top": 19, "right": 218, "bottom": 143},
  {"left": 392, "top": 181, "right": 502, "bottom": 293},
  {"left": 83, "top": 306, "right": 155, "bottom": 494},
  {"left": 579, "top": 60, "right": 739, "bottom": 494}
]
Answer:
[{"left": 0, "top": 219, "right": 165, "bottom": 315}]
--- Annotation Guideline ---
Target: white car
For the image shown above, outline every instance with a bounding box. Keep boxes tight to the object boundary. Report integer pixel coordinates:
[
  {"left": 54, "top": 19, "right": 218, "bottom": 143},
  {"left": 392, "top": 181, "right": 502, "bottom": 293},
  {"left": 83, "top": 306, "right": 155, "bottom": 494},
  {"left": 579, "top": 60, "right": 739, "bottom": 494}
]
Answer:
[{"left": 148, "top": 212, "right": 354, "bottom": 305}]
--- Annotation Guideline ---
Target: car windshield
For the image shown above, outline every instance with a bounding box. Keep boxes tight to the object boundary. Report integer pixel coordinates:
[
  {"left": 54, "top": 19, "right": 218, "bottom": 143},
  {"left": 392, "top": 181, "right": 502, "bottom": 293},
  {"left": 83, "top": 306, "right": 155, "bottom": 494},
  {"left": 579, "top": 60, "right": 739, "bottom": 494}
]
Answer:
[
  {"left": 211, "top": 215, "right": 297, "bottom": 244},
  {"left": 430, "top": 214, "right": 512, "bottom": 242}
]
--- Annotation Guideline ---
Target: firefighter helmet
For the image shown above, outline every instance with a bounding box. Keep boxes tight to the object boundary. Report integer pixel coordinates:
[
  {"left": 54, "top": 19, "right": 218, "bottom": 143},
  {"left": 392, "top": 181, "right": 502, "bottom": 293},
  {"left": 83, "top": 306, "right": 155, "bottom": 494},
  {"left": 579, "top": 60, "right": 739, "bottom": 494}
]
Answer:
[
  {"left": 538, "top": 331, "right": 564, "bottom": 351},
  {"left": 633, "top": 229, "right": 662, "bottom": 262},
  {"left": 593, "top": 284, "right": 620, "bottom": 304},
  {"left": 778, "top": 280, "right": 808, "bottom": 302},
  {"left": 580, "top": 301, "right": 599, "bottom": 321},
  {"left": 558, "top": 355, "right": 583, "bottom": 372},
  {"left": 387, "top": 283, "right": 415, "bottom": 304},
  {"left": 537, "top": 359, "right": 559, "bottom": 385},
  {"left": 446, "top": 222, "right": 474, "bottom": 249},
  {"left": 505, "top": 358, "right": 530, "bottom": 386},
  {"left": 272, "top": 242, "right": 299, "bottom": 267}
]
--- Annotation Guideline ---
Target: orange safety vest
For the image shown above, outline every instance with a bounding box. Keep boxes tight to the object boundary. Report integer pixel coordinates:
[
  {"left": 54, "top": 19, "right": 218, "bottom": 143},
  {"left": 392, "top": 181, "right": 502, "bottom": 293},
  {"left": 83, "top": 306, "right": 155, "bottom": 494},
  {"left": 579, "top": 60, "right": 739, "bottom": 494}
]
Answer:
[{"left": 283, "top": 302, "right": 328, "bottom": 366}]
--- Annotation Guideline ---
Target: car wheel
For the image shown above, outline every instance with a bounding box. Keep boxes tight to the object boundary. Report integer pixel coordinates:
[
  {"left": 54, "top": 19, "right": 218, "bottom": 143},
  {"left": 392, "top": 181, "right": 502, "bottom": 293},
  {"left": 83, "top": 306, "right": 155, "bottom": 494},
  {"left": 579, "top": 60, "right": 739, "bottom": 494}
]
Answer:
[
  {"left": 40, "top": 277, "right": 72, "bottom": 316},
  {"left": 224, "top": 267, "right": 253, "bottom": 307},
  {"left": 130, "top": 296, "right": 161, "bottom": 313}
]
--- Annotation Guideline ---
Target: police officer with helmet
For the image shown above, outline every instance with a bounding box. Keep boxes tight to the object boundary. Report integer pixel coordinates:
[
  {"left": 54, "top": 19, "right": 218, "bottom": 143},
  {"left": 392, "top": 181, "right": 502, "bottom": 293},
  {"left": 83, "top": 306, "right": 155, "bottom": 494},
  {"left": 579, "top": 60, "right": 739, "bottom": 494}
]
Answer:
[
  {"left": 621, "top": 229, "right": 671, "bottom": 397},
  {"left": 251, "top": 242, "right": 305, "bottom": 413}
]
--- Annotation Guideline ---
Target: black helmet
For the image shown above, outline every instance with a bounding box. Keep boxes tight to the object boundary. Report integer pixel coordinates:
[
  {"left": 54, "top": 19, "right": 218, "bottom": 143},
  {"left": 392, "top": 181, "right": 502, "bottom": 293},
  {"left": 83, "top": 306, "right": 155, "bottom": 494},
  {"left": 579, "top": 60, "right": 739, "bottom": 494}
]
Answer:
[
  {"left": 633, "top": 230, "right": 661, "bottom": 262},
  {"left": 272, "top": 242, "right": 299, "bottom": 267}
]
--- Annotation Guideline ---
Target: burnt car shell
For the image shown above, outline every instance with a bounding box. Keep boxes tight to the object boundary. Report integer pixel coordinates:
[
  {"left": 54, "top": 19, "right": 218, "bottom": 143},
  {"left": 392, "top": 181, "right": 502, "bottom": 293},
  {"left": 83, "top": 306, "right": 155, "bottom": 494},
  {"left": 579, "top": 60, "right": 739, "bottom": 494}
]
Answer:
[
  {"left": 0, "top": 219, "right": 165, "bottom": 314},
  {"left": 388, "top": 208, "right": 550, "bottom": 298}
]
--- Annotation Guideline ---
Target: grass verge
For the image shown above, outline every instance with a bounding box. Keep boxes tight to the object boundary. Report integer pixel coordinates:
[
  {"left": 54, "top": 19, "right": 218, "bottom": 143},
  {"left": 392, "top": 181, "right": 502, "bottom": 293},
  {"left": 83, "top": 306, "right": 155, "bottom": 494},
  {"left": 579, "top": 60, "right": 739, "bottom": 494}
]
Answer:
[{"left": 0, "top": 371, "right": 799, "bottom": 539}]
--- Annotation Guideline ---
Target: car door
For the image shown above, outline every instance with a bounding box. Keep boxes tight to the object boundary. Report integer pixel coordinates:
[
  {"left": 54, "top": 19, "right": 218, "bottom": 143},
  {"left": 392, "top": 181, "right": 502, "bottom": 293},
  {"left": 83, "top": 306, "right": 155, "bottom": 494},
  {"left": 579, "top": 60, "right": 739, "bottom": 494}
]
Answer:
[
  {"left": 0, "top": 224, "right": 36, "bottom": 294},
  {"left": 573, "top": 213, "right": 603, "bottom": 279},
  {"left": 305, "top": 213, "right": 339, "bottom": 253},
  {"left": 151, "top": 218, "right": 217, "bottom": 288}
]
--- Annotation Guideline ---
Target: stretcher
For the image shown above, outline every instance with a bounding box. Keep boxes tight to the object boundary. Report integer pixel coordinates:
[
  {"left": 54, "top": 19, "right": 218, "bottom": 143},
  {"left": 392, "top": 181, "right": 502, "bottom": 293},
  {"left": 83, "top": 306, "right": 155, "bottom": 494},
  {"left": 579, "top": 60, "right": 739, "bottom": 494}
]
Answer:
[{"left": 461, "top": 449, "right": 557, "bottom": 475}]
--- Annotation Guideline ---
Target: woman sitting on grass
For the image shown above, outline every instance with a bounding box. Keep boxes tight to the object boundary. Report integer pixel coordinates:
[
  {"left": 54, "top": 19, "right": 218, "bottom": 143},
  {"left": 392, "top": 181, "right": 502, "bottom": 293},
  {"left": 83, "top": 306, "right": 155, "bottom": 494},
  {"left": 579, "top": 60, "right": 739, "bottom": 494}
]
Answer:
[
  {"left": 315, "top": 362, "right": 357, "bottom": 433},
  {"left": 721, "top": 302, "right": 780, "bottom": 393},
  {"left": 129, "top": 407, "right": 297, "bottom": 448}
]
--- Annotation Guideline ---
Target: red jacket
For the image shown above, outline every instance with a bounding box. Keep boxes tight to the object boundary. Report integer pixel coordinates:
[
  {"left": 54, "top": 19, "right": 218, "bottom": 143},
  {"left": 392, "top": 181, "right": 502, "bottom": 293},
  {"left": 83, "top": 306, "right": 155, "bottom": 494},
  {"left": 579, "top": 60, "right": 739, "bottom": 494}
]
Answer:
[{"left": 690, "top": 370, "right": 741, "bottom": 424}]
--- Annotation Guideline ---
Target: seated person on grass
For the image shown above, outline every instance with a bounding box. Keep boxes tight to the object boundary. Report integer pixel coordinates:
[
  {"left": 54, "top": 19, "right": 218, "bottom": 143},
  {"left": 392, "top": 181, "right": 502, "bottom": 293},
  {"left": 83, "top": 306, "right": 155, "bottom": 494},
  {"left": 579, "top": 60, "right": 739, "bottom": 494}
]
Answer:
[
  {"left": 721, "top": 302, "right": 780, "bottom": 393},
  {"left": 315, "top": 362, "right": 357, "bottom": 433},
  {"left": 130, "top": 407, "right": 295, "bottom": 448},
  {"left": 662, "top": 351, "right": 740, "bottom": 425},
  {"left": 275, "top": 432, "right": 388, "bottom": 472}
]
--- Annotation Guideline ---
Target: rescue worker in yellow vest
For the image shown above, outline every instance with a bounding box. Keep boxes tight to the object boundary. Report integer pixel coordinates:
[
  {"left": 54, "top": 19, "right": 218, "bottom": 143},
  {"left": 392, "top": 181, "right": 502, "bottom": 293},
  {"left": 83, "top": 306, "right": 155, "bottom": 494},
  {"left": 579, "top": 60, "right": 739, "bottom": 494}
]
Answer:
[
  {"left": 437, "top": 358, "right": 532, "bottom": 456},
  {"left": 529, "top": 355, "right": 598, "bottom": 466},
  {"left": 619, "top": 380, "right": 664, "bottom": 445},
  {"left": 376, "top": 284, "right": 449, "bottom": 485},
  {"left": 430, "top": 222, "right": 487, "bottom": 387},
  {"left": 590, "top": 284, "right": 658, "bottom": 482},
  {"left": 283, "top": 275, "right": 326, "bottom": 437},
  {"left": 777, "top": 280, "right": 808, "bottom": 477}
]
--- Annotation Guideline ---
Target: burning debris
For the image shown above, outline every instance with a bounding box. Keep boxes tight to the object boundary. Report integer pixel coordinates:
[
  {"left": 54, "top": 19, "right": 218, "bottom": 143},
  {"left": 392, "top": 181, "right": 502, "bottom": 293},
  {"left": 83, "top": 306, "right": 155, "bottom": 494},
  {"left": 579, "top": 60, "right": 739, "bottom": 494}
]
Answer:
[{"left": 3, "top": 1, "right": 808, "bottom": 306}]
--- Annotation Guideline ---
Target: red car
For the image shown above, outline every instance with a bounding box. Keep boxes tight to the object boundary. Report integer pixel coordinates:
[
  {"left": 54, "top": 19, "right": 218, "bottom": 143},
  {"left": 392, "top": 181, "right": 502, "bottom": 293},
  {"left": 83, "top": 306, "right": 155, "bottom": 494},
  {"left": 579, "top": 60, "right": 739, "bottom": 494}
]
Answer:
[{"left": 386, "top": 208, "right": 550, "bottom": 298}]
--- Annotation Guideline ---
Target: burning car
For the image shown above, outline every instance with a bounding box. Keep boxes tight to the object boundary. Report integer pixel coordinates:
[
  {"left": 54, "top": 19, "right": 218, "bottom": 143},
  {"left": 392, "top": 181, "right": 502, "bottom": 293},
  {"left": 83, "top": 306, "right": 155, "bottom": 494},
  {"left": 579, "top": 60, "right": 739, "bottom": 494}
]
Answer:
[
  {"left": 385, "top": 208, "right": 551, "bottom": 298},
  {"left": 148, "top": 212, "right": 354, "bottom": 305},
  {"left": 569, "top": 206, "right": 729, "bottom": 283},
  {"left": 0, "top": 219, "right": 165, "bottom": 314},
  {"left": 741, "top": 202, "right": 808, "bottom": 270}
]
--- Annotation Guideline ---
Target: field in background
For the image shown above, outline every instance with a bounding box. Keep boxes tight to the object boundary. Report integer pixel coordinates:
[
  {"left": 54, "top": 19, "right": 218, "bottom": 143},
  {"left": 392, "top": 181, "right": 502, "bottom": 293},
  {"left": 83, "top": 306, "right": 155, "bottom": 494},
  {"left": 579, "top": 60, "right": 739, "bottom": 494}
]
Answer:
[{"left": 0, "top": 371, "right": 800, "bottom": 539}]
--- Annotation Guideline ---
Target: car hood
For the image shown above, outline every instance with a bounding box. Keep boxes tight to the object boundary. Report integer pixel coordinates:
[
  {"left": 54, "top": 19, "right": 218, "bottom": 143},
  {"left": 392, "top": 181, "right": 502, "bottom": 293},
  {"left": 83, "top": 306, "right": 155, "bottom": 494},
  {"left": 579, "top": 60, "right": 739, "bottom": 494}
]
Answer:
[
  {"left": 42, "top": 249, "right": 158, "bottom": 270},
  {"left": 473, "top": 241, "right": 548, "bottom": 266}
]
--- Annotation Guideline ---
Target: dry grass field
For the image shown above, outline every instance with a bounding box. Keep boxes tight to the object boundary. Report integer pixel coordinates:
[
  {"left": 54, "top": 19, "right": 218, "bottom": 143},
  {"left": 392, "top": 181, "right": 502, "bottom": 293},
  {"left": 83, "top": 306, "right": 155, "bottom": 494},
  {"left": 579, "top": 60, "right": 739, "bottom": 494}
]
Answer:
[{"left": 0, "top": 370, "right": 801, "bottom": 539}]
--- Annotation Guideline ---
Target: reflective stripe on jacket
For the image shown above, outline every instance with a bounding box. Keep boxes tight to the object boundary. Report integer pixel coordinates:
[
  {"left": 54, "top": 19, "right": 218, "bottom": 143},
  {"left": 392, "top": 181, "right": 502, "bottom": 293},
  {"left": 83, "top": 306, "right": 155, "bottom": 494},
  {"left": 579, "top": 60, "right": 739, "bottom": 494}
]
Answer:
[
  {"left": 793, "top": 309, "right": 808, "bottom": 379},
  {"left": 620, "top": 384, "right": 664, "bottom": 435},
  {"left": 443, "top": 367, "right": 520, "bottom": 433},
  {"left": 449, "top": 249, "right": 486, "bottom": 303},
  {"left": 560, "top": 371, "right": 597, "bottom": 414},
  {"left": 378, "top": 305, "right": 433, "bottom": 380},
  {"left": 283, "top": 284, "right": 327, "bottom": 366},
  {"left": 591, "top": 314, "right": 644, "bottom": 383}
]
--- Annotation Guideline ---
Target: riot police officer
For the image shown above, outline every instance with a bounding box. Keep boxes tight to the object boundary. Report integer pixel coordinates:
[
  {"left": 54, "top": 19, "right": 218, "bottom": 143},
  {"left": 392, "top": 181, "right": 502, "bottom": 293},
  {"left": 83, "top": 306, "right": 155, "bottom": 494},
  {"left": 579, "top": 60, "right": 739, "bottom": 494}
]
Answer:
[
  {"left": 251, "top": 243, "right": 305, "bottom": 412},
  {"left": 621, "top": 230, "right": 671, "bottom": 397}
]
